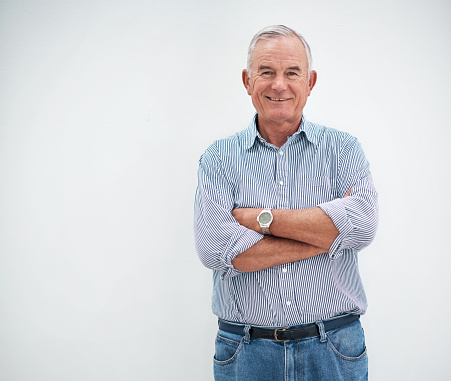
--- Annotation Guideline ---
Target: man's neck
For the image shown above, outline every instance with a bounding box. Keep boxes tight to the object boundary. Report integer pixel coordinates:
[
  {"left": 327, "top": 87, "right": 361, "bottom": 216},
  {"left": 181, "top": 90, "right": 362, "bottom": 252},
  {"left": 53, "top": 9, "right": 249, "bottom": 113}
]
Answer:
[{"left": 257, "top": 116, "right": 302, "bottom": 148}]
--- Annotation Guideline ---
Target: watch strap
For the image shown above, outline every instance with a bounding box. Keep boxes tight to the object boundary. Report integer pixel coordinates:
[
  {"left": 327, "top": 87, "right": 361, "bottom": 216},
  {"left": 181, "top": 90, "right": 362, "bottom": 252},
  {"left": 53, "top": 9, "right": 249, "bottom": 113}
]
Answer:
[{"left": 261, "top": 225, "right": 271, "bottom": 235}]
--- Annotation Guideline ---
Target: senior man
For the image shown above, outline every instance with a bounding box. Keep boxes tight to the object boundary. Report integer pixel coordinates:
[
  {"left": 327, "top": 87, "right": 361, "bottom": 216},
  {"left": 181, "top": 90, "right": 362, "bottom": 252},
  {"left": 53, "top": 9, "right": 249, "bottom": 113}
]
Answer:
[{"left": 194, "top": 25, "right": 378, "bottom": 381}]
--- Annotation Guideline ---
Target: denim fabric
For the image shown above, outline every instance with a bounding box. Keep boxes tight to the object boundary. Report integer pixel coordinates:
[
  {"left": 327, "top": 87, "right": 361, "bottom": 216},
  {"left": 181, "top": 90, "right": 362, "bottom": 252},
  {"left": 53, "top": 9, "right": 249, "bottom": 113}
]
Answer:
[{"left": 213, "top": 319, "right": 367, "bottom": 381}]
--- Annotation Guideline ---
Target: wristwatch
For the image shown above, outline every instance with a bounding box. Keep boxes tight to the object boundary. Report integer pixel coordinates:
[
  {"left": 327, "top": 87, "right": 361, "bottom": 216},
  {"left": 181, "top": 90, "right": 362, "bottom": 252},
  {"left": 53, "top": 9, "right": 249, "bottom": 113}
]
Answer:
[{"left": 257, "top": 208, "right": 273, "bottom": 235}]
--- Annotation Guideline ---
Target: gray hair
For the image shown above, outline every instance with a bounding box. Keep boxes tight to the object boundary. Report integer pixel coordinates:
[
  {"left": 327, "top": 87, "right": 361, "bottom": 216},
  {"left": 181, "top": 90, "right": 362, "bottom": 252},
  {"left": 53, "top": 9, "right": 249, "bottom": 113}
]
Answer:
[{"left": 246, "top": 25, "right": 313, "bottom": 79}]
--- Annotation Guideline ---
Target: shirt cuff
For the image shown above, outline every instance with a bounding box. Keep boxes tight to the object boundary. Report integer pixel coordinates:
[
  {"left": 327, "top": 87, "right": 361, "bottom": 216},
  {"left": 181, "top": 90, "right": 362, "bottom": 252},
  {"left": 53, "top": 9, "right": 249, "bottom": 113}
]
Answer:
[
  {"left": 220, "top": 227, "right": 264, "bottom": 280},
  {"left": 318, "top": 199, "right": 354, "bottom": 259}
]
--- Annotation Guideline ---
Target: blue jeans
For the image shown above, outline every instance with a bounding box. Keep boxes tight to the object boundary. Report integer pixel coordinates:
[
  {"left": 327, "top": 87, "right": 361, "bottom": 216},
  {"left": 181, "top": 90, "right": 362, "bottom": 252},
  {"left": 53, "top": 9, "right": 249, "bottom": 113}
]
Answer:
[{"left": 213, "top": 319, "right": 367, "bottom": 380}]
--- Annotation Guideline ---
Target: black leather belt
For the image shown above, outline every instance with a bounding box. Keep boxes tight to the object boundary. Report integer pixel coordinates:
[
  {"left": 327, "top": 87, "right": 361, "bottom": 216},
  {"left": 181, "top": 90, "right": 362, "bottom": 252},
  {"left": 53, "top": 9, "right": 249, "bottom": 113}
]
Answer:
[{"left": 219, "top": 314, "right": 359, "bottom": 342}]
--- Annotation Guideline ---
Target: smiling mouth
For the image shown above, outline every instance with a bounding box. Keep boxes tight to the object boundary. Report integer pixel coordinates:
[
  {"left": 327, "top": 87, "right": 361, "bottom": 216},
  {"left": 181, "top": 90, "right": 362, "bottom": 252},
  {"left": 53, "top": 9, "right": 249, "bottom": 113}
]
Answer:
[{"left": 267, "top": 97, "right": 289, "bottom": 101}]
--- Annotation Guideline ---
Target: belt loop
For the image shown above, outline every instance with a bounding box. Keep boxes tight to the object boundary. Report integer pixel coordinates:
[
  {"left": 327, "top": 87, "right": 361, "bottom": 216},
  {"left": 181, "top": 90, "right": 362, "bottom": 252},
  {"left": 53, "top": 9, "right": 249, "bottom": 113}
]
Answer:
[
  {"left": 244, "top": 325, "right": 251, "bottom": 344},
  {"left": 316, "top": 321, "right": 327, "bottom": 343}
]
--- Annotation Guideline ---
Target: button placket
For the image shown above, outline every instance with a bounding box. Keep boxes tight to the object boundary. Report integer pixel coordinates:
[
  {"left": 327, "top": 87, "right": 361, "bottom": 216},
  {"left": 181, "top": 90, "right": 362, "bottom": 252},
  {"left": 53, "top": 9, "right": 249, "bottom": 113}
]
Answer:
[
  {"left": 279, "top": 264, "right": 297, "bottom": 317},
  {"left": 275, "top": 148, "right": 289, "bottom": 209}
]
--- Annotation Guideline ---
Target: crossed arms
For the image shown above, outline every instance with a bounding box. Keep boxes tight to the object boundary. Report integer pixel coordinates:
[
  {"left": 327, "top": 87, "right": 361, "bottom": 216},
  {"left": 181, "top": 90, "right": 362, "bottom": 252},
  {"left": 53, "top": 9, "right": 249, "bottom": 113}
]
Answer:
[
  {"left": 194, "top": 138, "right": 378, "bottom": 280},
  {"left": 230, "top": 190, "right": 351, "bottom": 272}
]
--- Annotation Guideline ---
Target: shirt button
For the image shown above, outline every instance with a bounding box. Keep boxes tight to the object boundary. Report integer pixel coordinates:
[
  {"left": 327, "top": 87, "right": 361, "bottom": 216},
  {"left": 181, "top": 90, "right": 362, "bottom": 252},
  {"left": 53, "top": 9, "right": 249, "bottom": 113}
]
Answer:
[
  {"left": 286, "top": 301, "right": 291, "bottom": 306},
  {"left": 279, "top": 151, "right": 284, "bottom": 155},
  {"left": 279, "top": 181, "right": 284, "bottom": 185},
  {"left": 282, "top": 268, "right": 287, "bottom": 273}
]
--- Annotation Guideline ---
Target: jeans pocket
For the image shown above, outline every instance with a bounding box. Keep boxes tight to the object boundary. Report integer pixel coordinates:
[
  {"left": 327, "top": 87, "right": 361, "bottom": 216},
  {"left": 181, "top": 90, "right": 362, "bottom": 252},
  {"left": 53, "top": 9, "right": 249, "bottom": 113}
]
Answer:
[
  {"left": 213, "top": 331, "right": 244, "bottom": 366},
  {"left": 326, "top": 321, "right": 367, "bottom": 361}
]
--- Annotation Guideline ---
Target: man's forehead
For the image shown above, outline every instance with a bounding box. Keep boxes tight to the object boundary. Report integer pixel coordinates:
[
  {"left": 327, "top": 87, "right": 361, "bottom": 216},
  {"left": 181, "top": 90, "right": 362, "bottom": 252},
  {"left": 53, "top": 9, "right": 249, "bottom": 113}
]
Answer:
[{"left": 251, "top": 37, "right": 307, "bottom": 67}]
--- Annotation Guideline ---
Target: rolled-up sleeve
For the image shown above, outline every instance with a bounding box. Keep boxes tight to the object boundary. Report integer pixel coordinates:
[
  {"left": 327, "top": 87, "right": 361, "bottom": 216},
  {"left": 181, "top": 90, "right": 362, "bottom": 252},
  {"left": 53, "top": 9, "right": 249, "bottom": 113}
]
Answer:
[
  {"left": 318, "top": 138, "right": 379, "bottom": 259},
  {"left": 194, "top": 143, "right": 264, "bottom": 280}
]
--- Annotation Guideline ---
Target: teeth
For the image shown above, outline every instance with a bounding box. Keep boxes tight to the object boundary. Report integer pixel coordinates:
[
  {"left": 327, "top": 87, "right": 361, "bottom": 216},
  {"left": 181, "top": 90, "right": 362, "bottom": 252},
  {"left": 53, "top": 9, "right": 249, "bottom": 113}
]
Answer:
[{"left": 269, "top": 97, "right": 288, "bottom": 101}]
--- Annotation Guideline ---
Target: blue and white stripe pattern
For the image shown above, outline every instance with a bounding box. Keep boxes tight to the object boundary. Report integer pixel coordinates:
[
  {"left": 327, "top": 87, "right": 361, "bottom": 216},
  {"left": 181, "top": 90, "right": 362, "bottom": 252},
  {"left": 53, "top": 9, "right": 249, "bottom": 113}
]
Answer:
[{"left": 194, "top": 115, "right": 378, "bottom": 326}]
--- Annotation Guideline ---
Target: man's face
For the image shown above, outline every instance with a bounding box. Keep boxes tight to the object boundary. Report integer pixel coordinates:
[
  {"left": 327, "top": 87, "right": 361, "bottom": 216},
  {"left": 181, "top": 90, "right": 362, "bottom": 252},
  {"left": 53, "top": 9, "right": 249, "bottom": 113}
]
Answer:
[{"left": 243, "top": 36, "right": 316, "bottom": 128}]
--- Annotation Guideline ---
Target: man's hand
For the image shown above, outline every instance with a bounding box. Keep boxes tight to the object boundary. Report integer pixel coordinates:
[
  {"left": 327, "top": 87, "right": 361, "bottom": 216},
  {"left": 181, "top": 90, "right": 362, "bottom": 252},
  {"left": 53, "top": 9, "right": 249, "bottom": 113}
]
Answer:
[{"left": 231, "top": 208, "right": 262, "bottom": 232}]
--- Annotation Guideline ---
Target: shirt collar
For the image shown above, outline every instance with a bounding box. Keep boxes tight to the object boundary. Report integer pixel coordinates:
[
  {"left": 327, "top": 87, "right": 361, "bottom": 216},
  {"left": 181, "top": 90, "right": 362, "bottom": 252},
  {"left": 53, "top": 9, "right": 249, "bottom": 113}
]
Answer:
[
  {"left": 300, "top": 117, "right": 321, "bottom": 145},
  {"left": 243, "top": 114, "right": 259, "bottom": 150},
  {"left": 244, "top": 114, "right": 320, "bottom": 149}
]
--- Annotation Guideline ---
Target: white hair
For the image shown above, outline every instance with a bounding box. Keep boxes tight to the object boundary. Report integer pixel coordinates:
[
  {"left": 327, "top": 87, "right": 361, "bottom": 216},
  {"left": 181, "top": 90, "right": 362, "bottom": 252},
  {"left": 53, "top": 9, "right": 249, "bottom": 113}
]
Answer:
[{"left": 246, "top": 25, "right": 313, "bottom": 79}]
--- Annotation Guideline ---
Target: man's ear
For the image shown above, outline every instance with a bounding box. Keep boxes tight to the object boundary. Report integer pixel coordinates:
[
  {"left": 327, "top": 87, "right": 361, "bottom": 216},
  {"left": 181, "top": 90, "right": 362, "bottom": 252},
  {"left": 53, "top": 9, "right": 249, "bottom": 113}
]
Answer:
[
  {"left": 308, "top": 70, "right": 317, "bottom": 96},
  {"left": 242, "top": 69, "right": 251, "bottom": 95}
]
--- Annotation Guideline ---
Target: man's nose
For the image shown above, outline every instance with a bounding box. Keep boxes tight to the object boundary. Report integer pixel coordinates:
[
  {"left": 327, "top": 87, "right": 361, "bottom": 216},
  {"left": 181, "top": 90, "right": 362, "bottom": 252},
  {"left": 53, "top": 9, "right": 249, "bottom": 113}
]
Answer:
[{"left": 271, "top": 73, "right": 288, "bottom": 91}]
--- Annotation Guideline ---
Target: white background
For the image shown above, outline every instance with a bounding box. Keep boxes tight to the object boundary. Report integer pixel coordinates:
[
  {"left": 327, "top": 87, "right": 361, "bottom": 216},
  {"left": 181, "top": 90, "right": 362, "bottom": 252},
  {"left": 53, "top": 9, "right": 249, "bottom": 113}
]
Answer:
[{"left": 1, "top": 0, "right": 450, "bottom": 380}]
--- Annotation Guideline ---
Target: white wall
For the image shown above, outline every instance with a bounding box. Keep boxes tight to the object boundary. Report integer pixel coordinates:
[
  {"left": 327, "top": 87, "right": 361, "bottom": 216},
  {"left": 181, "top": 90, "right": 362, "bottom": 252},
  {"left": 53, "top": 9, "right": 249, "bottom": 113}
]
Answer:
[{"left": 1, "top": 0, "right": 450, "bottom": 380}]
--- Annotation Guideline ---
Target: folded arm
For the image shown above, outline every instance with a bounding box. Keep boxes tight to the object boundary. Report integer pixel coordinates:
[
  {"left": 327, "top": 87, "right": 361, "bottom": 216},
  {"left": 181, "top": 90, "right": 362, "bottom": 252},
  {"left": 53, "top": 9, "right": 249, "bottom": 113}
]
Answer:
[
  {"left": 231, "top": 203, "right": 344, "bottom": 252},
  {"left": 231, "top": 236, "right": 325, "bottom": 272},
  {"left": 230, "top": 198, "right": 347, "bottom": 272}
]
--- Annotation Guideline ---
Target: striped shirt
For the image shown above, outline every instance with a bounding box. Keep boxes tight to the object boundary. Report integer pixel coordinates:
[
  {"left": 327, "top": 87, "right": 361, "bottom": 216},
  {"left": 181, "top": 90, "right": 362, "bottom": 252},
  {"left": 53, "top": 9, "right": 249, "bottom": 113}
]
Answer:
[{"left": 194, "top": 115, "right": 378, "bottom": 326}]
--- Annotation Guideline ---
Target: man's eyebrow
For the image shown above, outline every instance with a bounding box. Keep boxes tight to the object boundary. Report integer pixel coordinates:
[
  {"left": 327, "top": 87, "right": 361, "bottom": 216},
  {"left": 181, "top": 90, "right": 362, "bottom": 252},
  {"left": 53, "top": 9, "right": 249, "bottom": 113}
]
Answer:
[{"left": 257, "top": 65, "right": 302, "bottom": 71}]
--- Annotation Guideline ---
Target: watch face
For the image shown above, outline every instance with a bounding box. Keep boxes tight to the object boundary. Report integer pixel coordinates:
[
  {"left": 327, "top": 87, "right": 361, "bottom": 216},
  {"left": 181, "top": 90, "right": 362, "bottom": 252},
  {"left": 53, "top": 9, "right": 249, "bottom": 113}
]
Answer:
[{"left": 259, "top": 212, "right": 272, "bottom": 224}]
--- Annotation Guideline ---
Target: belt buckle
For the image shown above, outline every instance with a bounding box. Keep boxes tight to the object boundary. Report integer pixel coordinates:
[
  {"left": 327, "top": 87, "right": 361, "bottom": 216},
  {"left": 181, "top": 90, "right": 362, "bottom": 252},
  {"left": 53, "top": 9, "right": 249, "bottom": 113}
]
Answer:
[{"left": 274, "top": 327, "right": 290, "bottom": 342}]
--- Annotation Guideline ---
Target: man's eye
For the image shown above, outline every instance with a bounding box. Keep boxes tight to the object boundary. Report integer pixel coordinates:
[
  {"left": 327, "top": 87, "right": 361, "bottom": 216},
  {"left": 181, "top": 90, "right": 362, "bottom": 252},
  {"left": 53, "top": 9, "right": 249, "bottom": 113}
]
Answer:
[
  {"left": 287, "top": 72, "right": 298, "bottom": 76},
  {"left": 262, "top": 71, "right": 273, "bottom": 76}
]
